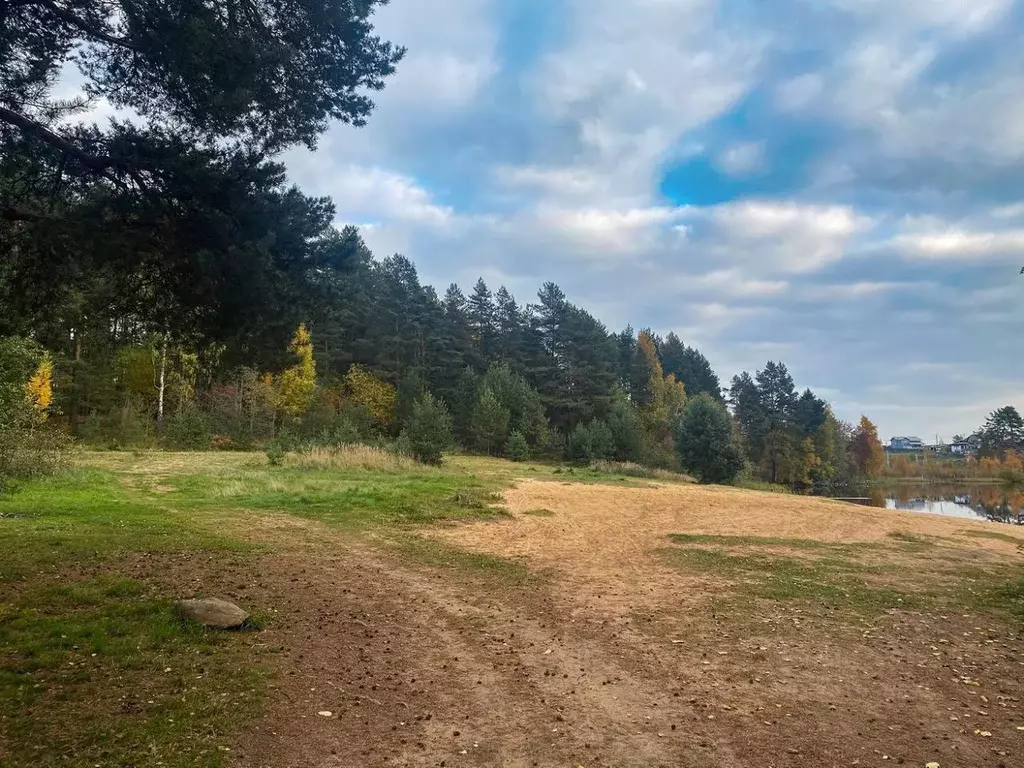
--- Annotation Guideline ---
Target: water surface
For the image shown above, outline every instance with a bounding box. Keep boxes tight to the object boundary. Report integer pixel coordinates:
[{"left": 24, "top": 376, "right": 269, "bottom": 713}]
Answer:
[{"left": 882, "top": 484, "right": 1024, "bottom": 524}]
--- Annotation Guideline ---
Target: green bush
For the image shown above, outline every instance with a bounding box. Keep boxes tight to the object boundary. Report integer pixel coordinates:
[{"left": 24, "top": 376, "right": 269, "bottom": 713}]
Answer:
[
  {"left": 402, "top": 393, "right": 452, "bottom": 465},
  {"left": 568, "top": 421, "right": 615, "bottom": 464},
  {"left": 0, "top": 337, "right": 71, "bottom": 491},
  {"left": 673, "top": 394, "right": 744, "bottom": 484},
  {"left": 162, "top": 408, "right": 212, "bottom": 450},
  {"left": 79, "top": 399, "right": 154, "bottom": 449},
  {"left": 265, "top": 443, "right": 286, "bottom": 467},
  {"left": 506, "top": 430, "right": 530, "bottom": 462}
]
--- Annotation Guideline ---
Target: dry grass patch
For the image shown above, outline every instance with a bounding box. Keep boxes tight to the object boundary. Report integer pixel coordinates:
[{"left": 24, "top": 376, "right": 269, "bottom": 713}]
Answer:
[{"left": 286, "top": 445, "right": 420, "bottom": 473}]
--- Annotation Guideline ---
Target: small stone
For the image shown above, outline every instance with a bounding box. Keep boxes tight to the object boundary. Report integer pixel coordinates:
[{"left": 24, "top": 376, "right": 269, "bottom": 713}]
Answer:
[{"left": 174, "top": 598, "right": 249, "bottom": 629}]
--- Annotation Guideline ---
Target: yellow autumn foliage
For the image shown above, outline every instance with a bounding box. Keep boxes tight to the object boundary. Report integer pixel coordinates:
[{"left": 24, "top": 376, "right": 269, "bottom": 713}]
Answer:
[
  {"left": 25, "top": 353, "right": 53, "bottom": 417},
  {"left": 276, "top": 324, "right": 317, "bottom": 417},
  {"left": 344, "top": 364, "right": 397, "bottom": 429}
]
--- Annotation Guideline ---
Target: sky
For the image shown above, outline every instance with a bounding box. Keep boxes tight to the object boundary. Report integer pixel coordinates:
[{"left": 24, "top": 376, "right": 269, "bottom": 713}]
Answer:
[{"left": 67, "top": 0, "right": 1024, "bottom": 442}]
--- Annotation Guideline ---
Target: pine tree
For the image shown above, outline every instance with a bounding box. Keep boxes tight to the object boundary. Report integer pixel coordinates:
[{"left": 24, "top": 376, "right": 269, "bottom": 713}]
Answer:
[
  {"left": 404, "top": 394, "right": 452, "bottom": 465},
  {"left": 470, "top": 387, "right": 510, "bottom": 455},
  {"left": 674, "top": 394, "right": 744, "bottom": 484},
  {"left": 661, "top": 333, "right": 722, "bottom": 400},
  {"left": 979, "top": 406, "right": 1024, "bottom": 458},
  {"left": 506, "top": 430, "right": 530, "bottom": 462},
  {"left": 494, "top": 286, "right": 525, "bottom": 366},
  {"left": 467, "top": 278, "right": 497, "bottom": 367}
]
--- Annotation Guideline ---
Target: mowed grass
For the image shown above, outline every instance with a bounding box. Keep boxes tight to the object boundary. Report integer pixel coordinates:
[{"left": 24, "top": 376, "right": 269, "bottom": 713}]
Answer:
[{"left": 0, "top": 450, "right": 512, "bottom": 766}]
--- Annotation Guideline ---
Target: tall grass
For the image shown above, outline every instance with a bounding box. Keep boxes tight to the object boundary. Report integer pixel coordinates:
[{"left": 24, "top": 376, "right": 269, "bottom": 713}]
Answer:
[
  {"left": 286, "top": 444, "right": 421, "bottom": 473},
  {"left": 588, "top": 460, "right": 694, "bottom": 483}
]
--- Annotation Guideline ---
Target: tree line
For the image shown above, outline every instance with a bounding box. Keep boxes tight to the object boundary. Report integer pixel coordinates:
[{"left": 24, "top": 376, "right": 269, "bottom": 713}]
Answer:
[{"left": 0, "top": 0, "right": 886, "bottom": 490}]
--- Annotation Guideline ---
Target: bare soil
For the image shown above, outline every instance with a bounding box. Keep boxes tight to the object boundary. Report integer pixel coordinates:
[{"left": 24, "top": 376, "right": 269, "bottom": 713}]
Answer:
[{"left": 126, "top": 481, "right": 1024, "bottom": 767}]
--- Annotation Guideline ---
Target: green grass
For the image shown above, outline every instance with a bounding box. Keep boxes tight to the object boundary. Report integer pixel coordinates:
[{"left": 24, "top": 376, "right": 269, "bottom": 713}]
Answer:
[
  {"left": 658, "top": 542, "right": 909, "bottom": 613},
  {"left": 957, "top": 528, "right": 1024, "bottom": 545},
  {"left": 661, "top": 532, "right": 1024, "bottom": 620},
  {"left": 0, "top": 451, "right": 542, "bottom": 765},
  {"left": 0, "top": 466, "right": 269, "bottom": 767},
  {"left": 668, "top": 532, "right": 876, "bottom": 552}
]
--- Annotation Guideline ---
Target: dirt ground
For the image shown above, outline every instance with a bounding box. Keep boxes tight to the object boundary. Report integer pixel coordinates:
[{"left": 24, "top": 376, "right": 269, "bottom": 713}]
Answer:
[{"left": 170, "top": 480, "right": 1024, "bottom": 768}]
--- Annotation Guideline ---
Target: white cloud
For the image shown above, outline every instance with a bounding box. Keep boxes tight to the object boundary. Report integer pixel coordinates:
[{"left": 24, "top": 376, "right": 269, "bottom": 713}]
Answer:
[
  {"left": 895, "top": 228, "right": 1024, "bottom": 259},
  {"left": 326, "top": 165, "right": 456, "bottom": 228},
  {"left": 684, "top": 201, "right": 874, "bottom": 272},
  {"left": 715, "top": 142, "right": 766, "bottom": 176}
]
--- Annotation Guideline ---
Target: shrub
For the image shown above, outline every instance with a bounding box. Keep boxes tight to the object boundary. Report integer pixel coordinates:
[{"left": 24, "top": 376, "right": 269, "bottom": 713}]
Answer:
[
  {"left": 568, "top": 421, "right": 615, "bottom": 463},
  {"left": 163, "top": 407, "right": 213, "bottom": 450},
  {"left": 289, "top": 445, "right": 418, "bottom": 472},
  {"left": 0, "top": 337, "right": 71, "bottom": 491},
  {"left": 402, "top": 394, "right": 452, "bottom": 465},
  {"left": 673, "top": 394, "right": 744, "bottom": 484},
  {"left": 79, "top": 399, "right": 154, "bottom": 449},
  {"left": 506, "top": 430, "right": 530, "bottom": 462},
  {"left": 265, "top": 443, "right": 286, "bottom": 467}
]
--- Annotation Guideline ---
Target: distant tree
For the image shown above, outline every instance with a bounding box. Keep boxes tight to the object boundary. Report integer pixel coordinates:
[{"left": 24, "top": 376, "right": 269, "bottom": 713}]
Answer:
[
  {"left": 479, "top": 363, "right": 547, "bottom": 444},
  {"left": 470, "top": 387, "right": 510, "bottom": 455},
  {"left": 729, "top": 371, "right": 765, "bottom": 459},
  {"left": 978, "top": 406, "right": 1024, "bottom": 458},
  {"left": 403, "top": 394, "right": 452, "bottom": 466},
  {"left": 343, "top": 364, "right": 396, "bottom": 432},
  {"left": 630, "top": 330, "right": 661, "bottom": 407},
  {"left": 606, "top": 391, "right": 645, "bottom": 462},
  {"left": 493, "top": 286, "right": 525, "bottom": 366},
  {"left": 811, "top": 412, "right": 852, "bottom": 492},
  {"left": 851, "top": 415, "right": 884, "bottom": 478},
  {"left": 506, "top": 430, "right": 530, "bottom": 462},
  {"left": 25, "top": 352, "right": 54, "bottom": 417},
  {"left": 755, "top": 361, "right": 797, "bottom": 427},
  {"left": 674, "top": 394, "right": 744, "bottom": 484},
  {"left": 793, "top": 389, "right": 828, "bottom": 436},
  {"left": 467, "top": 278, "right": 497, "bottom": 367},
  {"left": 276, "top": 324, "right": 317, "bottom": 417},
  {"left": 661, "top": 333, "right": 722, "bottom": 401}
]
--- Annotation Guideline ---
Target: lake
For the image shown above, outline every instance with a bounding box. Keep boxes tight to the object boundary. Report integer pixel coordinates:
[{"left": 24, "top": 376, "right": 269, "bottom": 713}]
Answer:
[{"left": 880, "top": 484, "right": 1024, "bottom": 524}]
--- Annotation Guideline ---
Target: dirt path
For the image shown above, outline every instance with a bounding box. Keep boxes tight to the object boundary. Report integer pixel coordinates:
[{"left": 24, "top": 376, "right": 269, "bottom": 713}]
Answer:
[{"left": 144, "top": 481, "right": 1024, "bottom": 768}]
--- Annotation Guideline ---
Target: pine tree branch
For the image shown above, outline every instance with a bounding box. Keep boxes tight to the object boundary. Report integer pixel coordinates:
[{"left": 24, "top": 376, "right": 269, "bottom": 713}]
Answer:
[
  {"left": 31, "top": 0, "right": 139, "bottom": 52},
  {"left": 0, "top": 105, "right": 114, "bottom": 173}
]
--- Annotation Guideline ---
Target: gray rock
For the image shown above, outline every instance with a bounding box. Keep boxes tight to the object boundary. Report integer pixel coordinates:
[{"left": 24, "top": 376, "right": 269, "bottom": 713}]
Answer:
[{"left": 174, "top": 598, "right": 249, "bottom": 629}]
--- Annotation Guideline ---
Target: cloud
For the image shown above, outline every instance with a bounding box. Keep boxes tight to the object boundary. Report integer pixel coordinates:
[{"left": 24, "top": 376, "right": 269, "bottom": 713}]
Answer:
[
  {"left": 894, "top": 227, "right": 1024, "bottom": 260},
  {"left": 267, "top": 0, "right": 1024, "bottom": 441},
  {"left": 715, "top": 142, "right": 766, "bottom": 176}
]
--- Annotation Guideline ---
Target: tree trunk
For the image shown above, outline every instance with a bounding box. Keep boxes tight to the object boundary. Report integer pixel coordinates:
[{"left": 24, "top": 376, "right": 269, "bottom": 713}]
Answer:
[
  {"left": 68, "top": 331, "right": 82, "bottom": 436},
  {"left": 156, "top": 335, "right": 168, "bottom": 437}
]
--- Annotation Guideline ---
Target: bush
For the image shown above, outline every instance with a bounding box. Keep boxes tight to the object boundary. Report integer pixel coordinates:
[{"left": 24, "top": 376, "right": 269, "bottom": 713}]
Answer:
[
  {"left": 0, "top": 337, "right": 71, "bottom": 491},
  {"left": 567, "top": 421, "right": 615, "bottom": 463},
  {"left": 673, "top": 394, "right": 744, "bottom": 484},
  {"left": 79, "top": 399, "right": 154, "bottom": 449},
  {"left": 535, "top": 427, "right": 566, "bottom": 460},
  {"left": 506, "top": 430, "right": 530, "bottom": 462},
  {"left": 402, "top": 393, "right": 452, "bottom": 465},
  {"left": 265, "top": 443, "right": 286, "bottom": 467},
  {"left": 163, "top": 407, "right": 212, "bottom": 450}
]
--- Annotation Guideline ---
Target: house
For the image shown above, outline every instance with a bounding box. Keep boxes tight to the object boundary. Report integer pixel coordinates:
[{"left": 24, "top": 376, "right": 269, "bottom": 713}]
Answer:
[
  {"left": 950, "top": 434, "right": 981, "bottom": 456},
  {"left": 889, "top": 436, "right": 924, "bottom": 452}
]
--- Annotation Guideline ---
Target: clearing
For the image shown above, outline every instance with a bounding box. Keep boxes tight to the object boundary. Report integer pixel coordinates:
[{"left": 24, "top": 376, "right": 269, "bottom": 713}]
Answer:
[{"left": 1, "top": 452, "right": 1022, "bottom": 768}]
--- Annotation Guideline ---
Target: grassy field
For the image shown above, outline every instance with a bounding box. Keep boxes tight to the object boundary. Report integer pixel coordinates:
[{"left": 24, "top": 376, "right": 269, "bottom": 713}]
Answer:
[{"left": 1, "top": 449, "right": 1023, "bottom": 767}]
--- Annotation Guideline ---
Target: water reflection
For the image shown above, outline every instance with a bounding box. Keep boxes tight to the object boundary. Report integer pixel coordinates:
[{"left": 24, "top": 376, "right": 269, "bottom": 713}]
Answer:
[{"left": 881, "top": 485, "right": 1024, "bottom": 524}]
